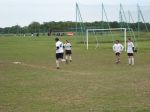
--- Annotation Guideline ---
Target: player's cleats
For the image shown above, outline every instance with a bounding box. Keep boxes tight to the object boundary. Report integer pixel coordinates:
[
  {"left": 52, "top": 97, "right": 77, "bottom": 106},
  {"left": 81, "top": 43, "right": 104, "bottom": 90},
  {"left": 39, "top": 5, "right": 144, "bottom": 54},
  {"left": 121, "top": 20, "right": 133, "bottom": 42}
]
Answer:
[
  {"left": 66, "top": 60, "right": 68, "bottom": 64},
  {"left": 61, "top": 59, "right": 66, "bottom": 62}
]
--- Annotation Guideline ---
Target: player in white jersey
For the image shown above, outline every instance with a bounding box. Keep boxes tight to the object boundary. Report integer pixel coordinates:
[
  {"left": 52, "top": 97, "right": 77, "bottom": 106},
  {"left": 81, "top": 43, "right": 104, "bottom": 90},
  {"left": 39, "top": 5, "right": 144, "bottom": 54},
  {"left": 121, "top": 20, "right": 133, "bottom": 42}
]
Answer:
[
  {"left": 127, "top": 38, "right": 135, "bottom": 65},
  {"left": 55, "top": 37, "right": 65, "bottom": 69},
  {"left": 113, "top": 40, "right": 124, "bottom": 64},
  {"left": 64, "top": 40, "right": 72, "bottom": 64}
]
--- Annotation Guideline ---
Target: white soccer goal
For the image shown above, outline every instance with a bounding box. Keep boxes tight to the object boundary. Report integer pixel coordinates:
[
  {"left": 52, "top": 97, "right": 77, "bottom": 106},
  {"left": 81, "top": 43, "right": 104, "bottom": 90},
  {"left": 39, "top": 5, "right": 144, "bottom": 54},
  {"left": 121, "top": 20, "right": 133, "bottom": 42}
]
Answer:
[{"left": 86, "top": 28, "right": 127, "bottom": 51}]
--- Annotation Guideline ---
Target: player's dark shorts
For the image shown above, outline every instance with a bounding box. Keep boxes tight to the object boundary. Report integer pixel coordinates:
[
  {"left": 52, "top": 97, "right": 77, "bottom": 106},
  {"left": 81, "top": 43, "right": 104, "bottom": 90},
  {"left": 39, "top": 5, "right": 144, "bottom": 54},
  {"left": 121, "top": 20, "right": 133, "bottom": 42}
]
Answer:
[
  {"left": 65, "top": 50, "right": 72, "bottom": 55},
  {"left": 56, "top": 53, "right": 64, "bottom": 59},
  {"left": 127, "top": 53, "right": 134, "bottom": 56},
  {"left": 115, "top": 52, "right": 120, "bottom": 56}
]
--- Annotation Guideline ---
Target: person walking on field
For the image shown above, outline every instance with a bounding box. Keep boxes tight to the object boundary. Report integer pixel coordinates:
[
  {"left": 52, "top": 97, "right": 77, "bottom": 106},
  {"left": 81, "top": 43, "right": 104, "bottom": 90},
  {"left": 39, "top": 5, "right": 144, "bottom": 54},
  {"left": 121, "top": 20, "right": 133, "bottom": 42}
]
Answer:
[
  {"left": 55, "top": 37, "right": 65, "bottom": 69},
  {"left": 127, "top": 38, "right": 135, "bottom": 65},
  {"left": 64, "top": 40, "right": 72, "bottom": 64},
  {"left": 113, "top": 40, "right": 124, "bottom": 64}
]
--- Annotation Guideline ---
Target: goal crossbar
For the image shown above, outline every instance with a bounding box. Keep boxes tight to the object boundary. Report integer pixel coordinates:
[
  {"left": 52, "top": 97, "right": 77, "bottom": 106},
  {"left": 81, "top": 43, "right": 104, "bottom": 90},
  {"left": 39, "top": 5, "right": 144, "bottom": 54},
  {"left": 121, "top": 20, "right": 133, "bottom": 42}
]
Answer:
[{"left": 86, "top": 28, "right": 127, "bottom": 51}]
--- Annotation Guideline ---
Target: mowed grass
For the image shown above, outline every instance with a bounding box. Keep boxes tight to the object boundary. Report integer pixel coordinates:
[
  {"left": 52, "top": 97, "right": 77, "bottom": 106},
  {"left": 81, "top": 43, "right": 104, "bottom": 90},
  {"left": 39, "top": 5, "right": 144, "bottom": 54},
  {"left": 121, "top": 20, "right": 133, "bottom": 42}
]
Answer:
[{"left": 0, "top": 36, "right": 150, "bottom": 112}]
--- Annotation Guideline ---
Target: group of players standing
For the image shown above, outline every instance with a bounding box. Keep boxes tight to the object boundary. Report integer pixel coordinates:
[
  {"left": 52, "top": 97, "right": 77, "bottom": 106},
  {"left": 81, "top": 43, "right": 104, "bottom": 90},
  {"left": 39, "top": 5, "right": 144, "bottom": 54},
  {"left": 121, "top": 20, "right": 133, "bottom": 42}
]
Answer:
[
  {"left": 55, "top": 37, "right": 72, "bottom": 69},
  {"left": 113, "top": 38, "right": 136, "bottom": 65},
  {"left": 55, "top": 37, "right": 136, "bottom": 69}
]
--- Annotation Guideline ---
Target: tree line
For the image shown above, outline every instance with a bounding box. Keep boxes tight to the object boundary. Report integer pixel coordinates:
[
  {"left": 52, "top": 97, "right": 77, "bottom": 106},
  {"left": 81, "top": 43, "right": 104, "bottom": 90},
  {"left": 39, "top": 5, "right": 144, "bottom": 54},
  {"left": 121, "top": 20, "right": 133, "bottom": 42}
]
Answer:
[{"left": 0, "top": 21, "right": 150, "bottom": 34}]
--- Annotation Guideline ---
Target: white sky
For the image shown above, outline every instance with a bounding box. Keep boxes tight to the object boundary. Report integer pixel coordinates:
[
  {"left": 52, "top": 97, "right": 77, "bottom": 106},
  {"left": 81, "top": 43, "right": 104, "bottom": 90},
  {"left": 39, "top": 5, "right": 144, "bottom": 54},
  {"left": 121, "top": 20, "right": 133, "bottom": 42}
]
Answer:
[{"left": 0, "top": 0, "right": 150, "bottom": 27}]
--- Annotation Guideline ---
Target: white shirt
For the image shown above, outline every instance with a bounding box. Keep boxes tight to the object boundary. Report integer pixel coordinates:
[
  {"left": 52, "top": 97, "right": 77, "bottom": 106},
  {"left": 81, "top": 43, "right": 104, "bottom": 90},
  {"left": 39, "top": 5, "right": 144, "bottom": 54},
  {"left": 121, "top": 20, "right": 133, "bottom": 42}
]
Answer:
[
  {"left": 127, "top": 41, "right": 134, "bottom": 53},
  {"left": 64, "top": 43, "right": 72, "bottom": 50},
  {"left": 113, "top": 43, "right": 124, "bottom": 53},
  {"left": 56, "top": 41, "right": 64, "bottom": 53}
]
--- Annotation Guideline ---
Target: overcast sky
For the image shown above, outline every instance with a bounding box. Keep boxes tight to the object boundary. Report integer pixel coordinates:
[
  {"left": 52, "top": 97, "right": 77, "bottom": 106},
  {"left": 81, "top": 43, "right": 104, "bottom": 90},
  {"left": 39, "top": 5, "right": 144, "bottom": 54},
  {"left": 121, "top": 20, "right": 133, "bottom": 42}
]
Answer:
[{"left": 0, "top": 0, "right": 150, "bottom": 27}]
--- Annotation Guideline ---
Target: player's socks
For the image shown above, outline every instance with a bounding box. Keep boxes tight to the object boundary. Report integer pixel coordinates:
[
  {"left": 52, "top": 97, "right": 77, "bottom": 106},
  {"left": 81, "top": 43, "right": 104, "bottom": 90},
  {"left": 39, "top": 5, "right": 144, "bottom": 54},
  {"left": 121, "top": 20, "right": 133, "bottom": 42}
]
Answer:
[
  {"left": 66, "top": 60, "right": 68, "bottom": 64},
  {"left": 69, "top": 56, "right": 72, "bottom": 62},
  {"left": 65, "top": 56, "right": 68, "bottom": 64},
  {"left": 131, "top": 57, "right": 134, "bottom": 65},
  {"left": 61, "top": 59, "right": 66, "bottom": 62},
  {"left": 128, "top": 58, "right": 131, "bottom": 65},
  {"left": 56, "top": 60, "right": 59, "bottom": 68}
]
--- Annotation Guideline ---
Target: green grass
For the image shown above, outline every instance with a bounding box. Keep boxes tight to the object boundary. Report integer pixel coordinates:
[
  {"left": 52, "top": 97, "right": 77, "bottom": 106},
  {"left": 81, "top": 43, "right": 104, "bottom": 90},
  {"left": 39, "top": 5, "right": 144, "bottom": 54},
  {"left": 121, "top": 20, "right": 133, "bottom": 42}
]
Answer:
[{"left": 0, "top": 36, "right": 150, "bottom": 112}]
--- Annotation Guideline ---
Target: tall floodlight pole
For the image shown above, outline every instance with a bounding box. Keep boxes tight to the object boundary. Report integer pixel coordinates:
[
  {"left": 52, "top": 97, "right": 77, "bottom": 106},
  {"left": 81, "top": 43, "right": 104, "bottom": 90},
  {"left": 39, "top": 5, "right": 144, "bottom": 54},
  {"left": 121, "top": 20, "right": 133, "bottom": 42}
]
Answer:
[
  {"left": 101, "top": 3, "right": 104, "bottom": 29},
  {"left": 76, "top": 3, "right": 86, "bottom": 44},
  {"left": 137, "top": 4, "right": 149, "bottom": 32},
  {"left": 128, "top": 11, "right": 131, "bottom": 24},
  {"left": 76, "top": 3, "right": 78, "bottom": 36},
  {"left": 127, "top": 11, "right": 137, "bottom": 45},
  {"left": 120, "top": 4, "right": 128, "bottom": 27},
  {"left": 101, "top": 3, "right": 114, "bottom": 42},
  {"left": 120, "top": 4, "right": 134, "bottom": 38},
  {"left": 76, "top": 3, "right": 80, "bottom": 41},
  {"left": 119, "top": 4, "right": 123, "bottom": 28},
  {"left": 119, "top": 5, "right": 124, "bottom": 37},
  {"left": 128, "top": 10, "right": 137, "bottom": 31},
  {"left": 119, "top": 4, "right": 127, "bottom": 29},
  {"left": 137, "top": 4, "right": 140, "bottom": 39}
]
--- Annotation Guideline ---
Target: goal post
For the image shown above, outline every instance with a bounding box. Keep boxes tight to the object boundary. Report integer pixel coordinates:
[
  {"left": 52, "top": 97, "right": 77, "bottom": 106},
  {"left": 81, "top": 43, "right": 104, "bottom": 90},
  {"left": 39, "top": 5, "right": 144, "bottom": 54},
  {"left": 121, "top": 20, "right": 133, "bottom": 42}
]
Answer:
[{"left": 86, "top": 28, "right": 127, "bottom": 51}]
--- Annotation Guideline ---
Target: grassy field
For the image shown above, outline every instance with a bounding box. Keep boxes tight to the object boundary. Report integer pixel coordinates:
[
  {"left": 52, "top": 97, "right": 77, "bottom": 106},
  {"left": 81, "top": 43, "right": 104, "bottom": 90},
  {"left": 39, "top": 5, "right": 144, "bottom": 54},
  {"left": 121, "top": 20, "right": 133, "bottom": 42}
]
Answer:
[{"left": 0, "top": 35, "right": 150, "bottom": 112}]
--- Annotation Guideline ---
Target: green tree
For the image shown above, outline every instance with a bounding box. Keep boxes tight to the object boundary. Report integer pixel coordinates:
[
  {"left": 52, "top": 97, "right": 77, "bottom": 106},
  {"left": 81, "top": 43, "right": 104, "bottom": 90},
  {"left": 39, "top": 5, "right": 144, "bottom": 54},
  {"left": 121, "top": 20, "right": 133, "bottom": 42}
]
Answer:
[{"left": 28, "top": 21, "right": 40, "bottom": 33}]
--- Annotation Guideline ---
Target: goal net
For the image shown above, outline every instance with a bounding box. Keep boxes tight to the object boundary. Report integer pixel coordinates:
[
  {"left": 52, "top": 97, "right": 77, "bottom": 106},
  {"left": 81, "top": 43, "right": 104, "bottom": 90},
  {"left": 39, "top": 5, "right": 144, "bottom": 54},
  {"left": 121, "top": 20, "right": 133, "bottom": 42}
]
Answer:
[{"left": 86, "top": 28, "right": 127, "bottom": 50}]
